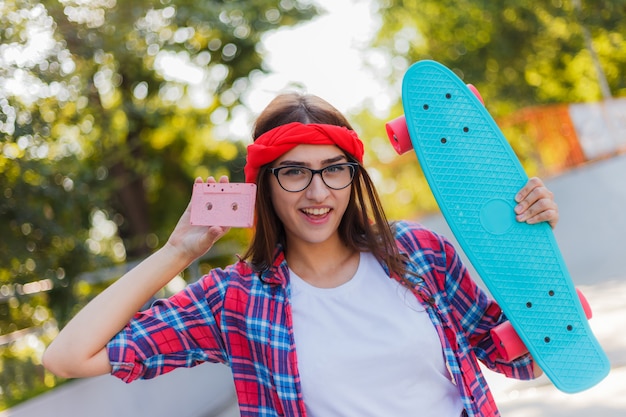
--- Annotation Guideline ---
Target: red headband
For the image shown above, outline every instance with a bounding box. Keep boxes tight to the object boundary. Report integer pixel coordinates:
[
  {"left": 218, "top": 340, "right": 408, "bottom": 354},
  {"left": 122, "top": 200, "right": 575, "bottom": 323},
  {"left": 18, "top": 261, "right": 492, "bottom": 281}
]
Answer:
[{"left": 244, "top": 122, "right": 365, "bottom": 183}]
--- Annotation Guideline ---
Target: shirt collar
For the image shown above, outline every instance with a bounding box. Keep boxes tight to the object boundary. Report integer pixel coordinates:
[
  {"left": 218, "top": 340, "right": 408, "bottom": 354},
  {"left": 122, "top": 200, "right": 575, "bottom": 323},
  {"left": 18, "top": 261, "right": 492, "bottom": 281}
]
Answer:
[{"left": 258, "top": 244, "right": 290, "bottom": 286}]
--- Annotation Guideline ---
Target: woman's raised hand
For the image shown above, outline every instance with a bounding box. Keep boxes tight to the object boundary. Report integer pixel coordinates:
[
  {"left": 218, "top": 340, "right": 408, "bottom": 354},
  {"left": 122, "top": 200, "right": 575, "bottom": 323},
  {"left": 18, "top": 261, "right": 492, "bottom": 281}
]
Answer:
[
  {"left": 165, "top": 176, "right": 232, "bottom": 264},
  {"left": 514, "top": 177, "right": 559, "bottom": 229}
]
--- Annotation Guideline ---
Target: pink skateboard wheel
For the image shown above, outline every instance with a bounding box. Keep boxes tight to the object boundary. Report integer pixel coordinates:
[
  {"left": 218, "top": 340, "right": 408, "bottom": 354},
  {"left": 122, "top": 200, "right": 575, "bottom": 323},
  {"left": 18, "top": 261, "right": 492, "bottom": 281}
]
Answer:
[
  {"left": 385, "top": 115, "right": 413, "bottom": 155},
  {"left": 491, "top": 321, "right": 528, "bottom": 362},
  {"left": 466, "top": 84, "right": 485, "bottom": 105},
  {"left": 577, "top": 288, "right": 592, "bottom": 319}
]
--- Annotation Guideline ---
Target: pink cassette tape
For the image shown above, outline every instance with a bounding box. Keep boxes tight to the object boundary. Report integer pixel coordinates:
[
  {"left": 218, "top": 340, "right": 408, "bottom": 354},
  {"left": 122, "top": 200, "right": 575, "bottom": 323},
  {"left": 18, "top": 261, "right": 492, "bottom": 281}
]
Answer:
[{"left": 190, "top": 183, "right": 256, "bottom": 227}]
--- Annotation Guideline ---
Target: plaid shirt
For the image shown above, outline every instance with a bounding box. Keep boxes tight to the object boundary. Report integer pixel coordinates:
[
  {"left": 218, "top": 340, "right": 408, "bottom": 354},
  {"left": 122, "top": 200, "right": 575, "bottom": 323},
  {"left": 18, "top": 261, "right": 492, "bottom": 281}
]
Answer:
[{"left": 107, "top": 221, "right": 534, "bottom": 416}]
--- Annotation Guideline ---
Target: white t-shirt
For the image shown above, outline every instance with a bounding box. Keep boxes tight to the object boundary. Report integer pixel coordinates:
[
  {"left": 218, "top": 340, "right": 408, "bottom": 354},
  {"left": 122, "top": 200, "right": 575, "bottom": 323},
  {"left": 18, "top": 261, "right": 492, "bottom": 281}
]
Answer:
[{"left": 289, "top": 252, "right": 464, "bottom": 417}]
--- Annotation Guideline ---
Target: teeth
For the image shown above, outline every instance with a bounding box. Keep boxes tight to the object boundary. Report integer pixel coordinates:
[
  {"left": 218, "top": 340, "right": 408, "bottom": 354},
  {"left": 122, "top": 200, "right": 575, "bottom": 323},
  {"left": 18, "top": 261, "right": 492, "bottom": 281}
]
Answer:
[{"left": 302, "top": 207, "right": 330, "bottom": 216}]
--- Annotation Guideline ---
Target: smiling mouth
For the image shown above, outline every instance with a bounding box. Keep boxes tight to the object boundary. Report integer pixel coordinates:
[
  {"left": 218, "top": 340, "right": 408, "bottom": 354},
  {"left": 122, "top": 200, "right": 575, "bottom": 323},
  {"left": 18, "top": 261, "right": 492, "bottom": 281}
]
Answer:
[{"left": 301, "top": 207, "right": 331, "bottom": 216}]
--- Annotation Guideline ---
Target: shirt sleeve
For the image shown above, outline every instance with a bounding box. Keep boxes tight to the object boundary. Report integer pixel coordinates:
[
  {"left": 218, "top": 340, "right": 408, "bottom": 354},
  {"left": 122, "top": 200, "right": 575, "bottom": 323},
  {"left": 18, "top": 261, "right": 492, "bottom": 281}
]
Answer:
[
  {"left": 107, "top": 271, "right": 229, "bottom": 383},
  {"left": 440, "top": 235, "right": 535, "bottom": 380}
]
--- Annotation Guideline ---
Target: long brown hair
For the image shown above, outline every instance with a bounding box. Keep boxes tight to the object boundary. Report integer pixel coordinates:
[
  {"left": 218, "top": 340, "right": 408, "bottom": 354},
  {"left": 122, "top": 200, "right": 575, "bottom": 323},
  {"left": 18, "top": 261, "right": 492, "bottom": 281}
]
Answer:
[{"left": 242, "top": 93, "right": 409, "bottom": 279}]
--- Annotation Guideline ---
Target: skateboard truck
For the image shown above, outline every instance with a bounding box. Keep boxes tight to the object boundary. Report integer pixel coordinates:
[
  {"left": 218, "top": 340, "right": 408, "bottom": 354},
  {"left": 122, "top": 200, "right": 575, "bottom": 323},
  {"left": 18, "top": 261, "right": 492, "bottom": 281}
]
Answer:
[
  {"left": 386, "top": 83, "right": 484, "bottom": 155},
  {"left": 491, "top": 288, "right": 593, "bottom": 362}
]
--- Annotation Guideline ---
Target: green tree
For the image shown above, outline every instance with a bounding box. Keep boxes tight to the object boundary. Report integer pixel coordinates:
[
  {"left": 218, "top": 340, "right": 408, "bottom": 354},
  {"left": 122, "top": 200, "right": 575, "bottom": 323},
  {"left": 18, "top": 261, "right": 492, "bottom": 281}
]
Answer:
[
  {"left": 362, "top": 0, "right": 625, "bottom": 219},
  {"left": 0, "top": 0, "right": 316, "bottom": 408},
  {"left": 375, "top": 0, "right": 625, "bottom": 112}
]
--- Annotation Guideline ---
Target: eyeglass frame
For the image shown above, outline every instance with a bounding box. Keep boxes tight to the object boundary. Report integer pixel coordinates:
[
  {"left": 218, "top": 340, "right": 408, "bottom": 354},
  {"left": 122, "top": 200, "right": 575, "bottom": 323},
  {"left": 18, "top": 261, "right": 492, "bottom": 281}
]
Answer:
[{"left": 268, "top": 162, "right": 360, "bottom": 192}]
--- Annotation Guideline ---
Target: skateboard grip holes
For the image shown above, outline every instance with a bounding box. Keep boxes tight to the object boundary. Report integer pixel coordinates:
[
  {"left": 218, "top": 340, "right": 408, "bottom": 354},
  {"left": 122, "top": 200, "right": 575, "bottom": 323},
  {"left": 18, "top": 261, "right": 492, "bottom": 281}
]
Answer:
[
  {"left": 526, "top": 302, "right": 532, "bottom": 308},
  {"left": 441, "top": 138, "right": 447, "bottom": 144},
  {"left": 544, "top": 337, "right": 551, "bottom": 343},
  {"left": 445, "top": 93, "right": 452, "bottom": 99},
  {"left": 463, "top": 127, "right": 469, "bottom": 133},
  {"left": 567, "top": 325, "right": 574, "bottom": 331},
  {"left": 549, "top": 290, "right": 555, "bottom": 296},
  {"left": 423, "top": 104, "right": 429, "bottom": 110}
]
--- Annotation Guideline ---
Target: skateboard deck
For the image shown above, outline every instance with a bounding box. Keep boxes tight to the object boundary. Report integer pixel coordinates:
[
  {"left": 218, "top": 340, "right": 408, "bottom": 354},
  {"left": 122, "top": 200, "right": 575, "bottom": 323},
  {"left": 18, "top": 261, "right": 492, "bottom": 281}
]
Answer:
[{"left": 386, "top": 60, "right": 610, "bottom": 393}]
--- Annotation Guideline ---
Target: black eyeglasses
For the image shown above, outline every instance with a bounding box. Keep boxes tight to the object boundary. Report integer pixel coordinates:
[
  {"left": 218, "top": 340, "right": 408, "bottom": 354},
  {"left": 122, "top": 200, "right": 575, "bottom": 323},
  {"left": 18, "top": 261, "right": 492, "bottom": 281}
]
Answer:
[{"left": 269, "top": 162, "right": 359, "bottom": 192}]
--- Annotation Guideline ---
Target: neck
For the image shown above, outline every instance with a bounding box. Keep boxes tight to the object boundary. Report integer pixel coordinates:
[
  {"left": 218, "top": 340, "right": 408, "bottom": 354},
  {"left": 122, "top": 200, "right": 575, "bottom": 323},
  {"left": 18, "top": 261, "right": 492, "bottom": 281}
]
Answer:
[{"left": 286, "top": 237, "right": 359, "bottom": 288}]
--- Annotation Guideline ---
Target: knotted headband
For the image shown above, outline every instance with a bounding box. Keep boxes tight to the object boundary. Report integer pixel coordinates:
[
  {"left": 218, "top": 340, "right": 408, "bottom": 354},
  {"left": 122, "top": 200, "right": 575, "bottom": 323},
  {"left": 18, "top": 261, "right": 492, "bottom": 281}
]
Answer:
[{"left": 244, "top": 122, "right": 365, "bottom": 183}]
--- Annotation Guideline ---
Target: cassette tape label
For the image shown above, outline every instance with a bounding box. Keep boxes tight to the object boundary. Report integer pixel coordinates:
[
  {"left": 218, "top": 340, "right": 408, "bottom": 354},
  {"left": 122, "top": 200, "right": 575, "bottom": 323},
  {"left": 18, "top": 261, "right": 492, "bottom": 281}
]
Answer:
[{"left": 190, "top": 183, "right": 256, "bottom": 227}]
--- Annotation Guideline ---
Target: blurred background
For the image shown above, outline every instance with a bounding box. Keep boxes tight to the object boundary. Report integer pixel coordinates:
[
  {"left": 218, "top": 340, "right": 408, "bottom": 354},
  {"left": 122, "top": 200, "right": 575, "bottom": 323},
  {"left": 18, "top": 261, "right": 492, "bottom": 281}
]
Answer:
[{"left": 1, "top": 0, "right": 625, "bottom": 414}]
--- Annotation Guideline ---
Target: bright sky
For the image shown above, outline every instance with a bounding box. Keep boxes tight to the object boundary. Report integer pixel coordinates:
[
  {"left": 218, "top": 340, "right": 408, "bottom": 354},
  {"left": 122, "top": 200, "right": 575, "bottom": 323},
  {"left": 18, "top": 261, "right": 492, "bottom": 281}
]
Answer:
[
  {"left": 245, "top": 0, "right": 392, "bottom": 117},
  {"left": 1, "top": 1, "right": 394, "bottom": 139}
]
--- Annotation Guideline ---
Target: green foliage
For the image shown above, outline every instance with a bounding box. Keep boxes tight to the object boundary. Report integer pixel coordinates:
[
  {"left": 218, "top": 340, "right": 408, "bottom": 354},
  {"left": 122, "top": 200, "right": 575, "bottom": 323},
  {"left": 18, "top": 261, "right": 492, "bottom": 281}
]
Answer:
[
  {"left": 376, "top": 0, "right": 626, "bottom": 111},
  {"left": 364, "top": 0, "right": 626, "bottom": 220},
  {"left": 0, "top": 0, "right": 316, "bottom": 409}
]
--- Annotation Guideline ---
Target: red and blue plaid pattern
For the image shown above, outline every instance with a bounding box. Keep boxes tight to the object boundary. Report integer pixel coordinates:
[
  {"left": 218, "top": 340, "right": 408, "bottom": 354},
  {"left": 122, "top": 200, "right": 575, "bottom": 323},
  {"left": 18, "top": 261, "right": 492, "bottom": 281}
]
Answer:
[{"left": 107, "top": 221, "right": 534, "bottom": 416}]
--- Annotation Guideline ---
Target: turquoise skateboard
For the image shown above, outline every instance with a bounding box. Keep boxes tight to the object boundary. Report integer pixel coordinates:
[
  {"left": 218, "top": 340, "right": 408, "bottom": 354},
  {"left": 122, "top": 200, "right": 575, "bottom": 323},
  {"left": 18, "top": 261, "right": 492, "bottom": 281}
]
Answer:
[{"left": 386, "top": 60, "right": 610, "bottom": 393}]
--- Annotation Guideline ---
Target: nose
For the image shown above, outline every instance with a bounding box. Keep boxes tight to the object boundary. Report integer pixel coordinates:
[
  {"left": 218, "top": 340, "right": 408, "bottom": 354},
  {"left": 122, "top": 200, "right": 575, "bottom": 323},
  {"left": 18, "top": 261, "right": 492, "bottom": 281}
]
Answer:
[{"left": 305, "top": 172, "right": 331, "bottom": 201}]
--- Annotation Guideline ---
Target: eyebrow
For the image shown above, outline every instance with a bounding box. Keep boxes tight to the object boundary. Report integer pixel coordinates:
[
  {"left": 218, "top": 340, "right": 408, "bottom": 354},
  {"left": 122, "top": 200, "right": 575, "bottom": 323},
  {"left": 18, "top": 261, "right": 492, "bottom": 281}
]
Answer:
[{"left": 277, "top": 155, "right": 347, "bottom": 167}]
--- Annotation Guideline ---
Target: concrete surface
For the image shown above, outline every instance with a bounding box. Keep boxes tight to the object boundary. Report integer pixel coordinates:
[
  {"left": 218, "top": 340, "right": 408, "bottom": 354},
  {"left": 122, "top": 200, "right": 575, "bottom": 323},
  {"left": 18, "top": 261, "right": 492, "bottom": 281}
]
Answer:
[{"left": 1, "top": 363, "right": 239, "bottom": 417}]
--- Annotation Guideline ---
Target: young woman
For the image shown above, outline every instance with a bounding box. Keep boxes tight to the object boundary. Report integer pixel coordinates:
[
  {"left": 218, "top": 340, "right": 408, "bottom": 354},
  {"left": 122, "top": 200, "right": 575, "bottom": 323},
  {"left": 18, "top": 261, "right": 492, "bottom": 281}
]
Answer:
[{"left": 44, "top": 93, "right": 559, "bottom": 417}]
